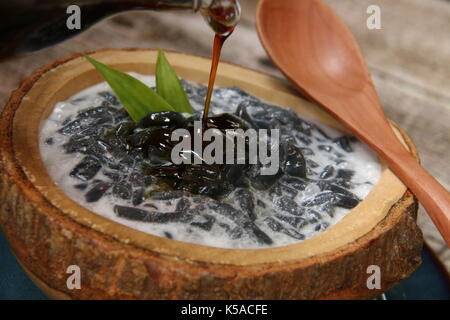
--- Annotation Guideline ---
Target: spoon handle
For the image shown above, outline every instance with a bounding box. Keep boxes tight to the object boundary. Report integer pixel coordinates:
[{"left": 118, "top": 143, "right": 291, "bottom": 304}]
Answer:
[{"left": 380, "top": 144, "right": 450, "bottom": 246}]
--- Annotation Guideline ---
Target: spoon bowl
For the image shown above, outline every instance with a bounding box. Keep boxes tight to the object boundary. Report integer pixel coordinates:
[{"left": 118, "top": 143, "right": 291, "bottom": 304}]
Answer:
[{"left": 257, "top": 0, "right": 450, "bottom": 246}]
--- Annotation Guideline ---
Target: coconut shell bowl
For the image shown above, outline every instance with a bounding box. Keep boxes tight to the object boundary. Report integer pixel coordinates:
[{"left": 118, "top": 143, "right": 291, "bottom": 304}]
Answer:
[{"left": 0, "top": 49, "right": 422, "bottom": 299}]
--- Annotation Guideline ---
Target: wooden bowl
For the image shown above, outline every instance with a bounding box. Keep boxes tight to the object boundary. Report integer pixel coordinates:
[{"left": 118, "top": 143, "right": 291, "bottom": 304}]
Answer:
[{"left": 0, "top": 49, "right": 423, "bottom": 299}]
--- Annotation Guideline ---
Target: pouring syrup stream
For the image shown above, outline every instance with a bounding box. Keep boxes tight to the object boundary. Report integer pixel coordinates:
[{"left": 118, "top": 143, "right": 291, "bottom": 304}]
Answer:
[
  {"left": 200, "top": 0, "right": 240, "bottom": 128},
  {"left": 202, "top": 30, "right": 234, "bottom": 129}
]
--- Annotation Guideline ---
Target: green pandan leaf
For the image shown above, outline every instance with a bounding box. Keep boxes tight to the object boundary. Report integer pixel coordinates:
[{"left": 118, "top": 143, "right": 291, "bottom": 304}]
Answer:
[
  {"left": 156, "top": 49, "right": 194, "bottom": 114},
  {"left": 85, "top": 55, "right": 175, "bottom": 122}
]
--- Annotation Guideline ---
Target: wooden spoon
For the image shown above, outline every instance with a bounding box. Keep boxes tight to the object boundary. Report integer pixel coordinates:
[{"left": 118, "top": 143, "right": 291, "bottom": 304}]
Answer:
[{"left": 256, "top": 0, "right": 450, "bottom": 246}]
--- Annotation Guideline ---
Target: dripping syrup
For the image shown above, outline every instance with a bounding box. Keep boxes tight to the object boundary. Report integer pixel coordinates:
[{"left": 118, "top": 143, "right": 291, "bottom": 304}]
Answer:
[
  {"left": 202, "top": 30, "right": 234, "bottom": 129},
  {"left": 200, "top": 0, "right": 239, "bottom": 129}
]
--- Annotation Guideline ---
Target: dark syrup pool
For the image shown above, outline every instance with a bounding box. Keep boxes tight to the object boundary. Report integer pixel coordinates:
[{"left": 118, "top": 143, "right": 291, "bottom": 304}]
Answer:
[{"left": 40, "top": 74, "right": 380, "bottom": 249}]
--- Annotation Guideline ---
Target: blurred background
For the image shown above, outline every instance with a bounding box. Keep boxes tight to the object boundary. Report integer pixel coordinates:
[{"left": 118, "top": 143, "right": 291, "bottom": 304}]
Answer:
[{"left": 0, "top": 0, "right": 449, "bottom": 273}]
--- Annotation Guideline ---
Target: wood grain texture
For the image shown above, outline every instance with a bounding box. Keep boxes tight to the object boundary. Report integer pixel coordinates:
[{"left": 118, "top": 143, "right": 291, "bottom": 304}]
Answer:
[
  {"left": 0, "top": 0, "right": 448, "bottom": 269},
  {"left": 257, "top": 0, "right": 450, "bottom": 246},
  {"left": 321, "top": 0, "right": 450, "bottom": 268}
]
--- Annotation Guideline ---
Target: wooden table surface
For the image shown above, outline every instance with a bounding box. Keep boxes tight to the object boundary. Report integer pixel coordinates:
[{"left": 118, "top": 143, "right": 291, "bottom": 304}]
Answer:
[{"left": 0, "top": 0, "right": 449, "bottom": 271}]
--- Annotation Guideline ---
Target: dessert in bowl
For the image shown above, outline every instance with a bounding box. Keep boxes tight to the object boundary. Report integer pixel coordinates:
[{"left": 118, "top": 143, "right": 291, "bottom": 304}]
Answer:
[{"left": 0, "top": 49, "right": 422, "bottom": 299}]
